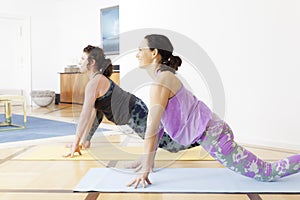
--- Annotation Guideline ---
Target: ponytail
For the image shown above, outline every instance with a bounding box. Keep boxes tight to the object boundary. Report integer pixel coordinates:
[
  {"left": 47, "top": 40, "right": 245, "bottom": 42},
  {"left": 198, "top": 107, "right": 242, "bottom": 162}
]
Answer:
[
  {"left": 169, "top": 55, "right": 182, "bottom": 71},
  {"left": 101, "top": 58, "right": 113, "bottom": 77},
  {"left": 87, "top": 47, "right": 113, "bottom": 77}
]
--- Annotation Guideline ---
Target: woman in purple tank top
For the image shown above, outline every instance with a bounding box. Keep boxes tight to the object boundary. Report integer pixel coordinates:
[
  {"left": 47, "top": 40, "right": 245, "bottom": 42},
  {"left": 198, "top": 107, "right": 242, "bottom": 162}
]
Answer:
[{"left": 127, "top": 34, "right": 300, "bottom": 189}]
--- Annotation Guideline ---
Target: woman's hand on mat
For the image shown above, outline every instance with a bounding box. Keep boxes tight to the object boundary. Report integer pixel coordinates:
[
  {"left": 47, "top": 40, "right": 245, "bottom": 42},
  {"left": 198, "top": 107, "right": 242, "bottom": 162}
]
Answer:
[
  {"left": 126, "top": 155, "right": 154, "bottom": 188},
  {"left": 63, "top": 144, "right": 82, "bottom": 158},
  {"left": 63, "top": 145, "right": 82, "bottom": 158},
  {"left": 127, "top": 172, "right": 152, "bottom": 189},
  {"left": 63, "top": 137, "right": 82, "bottom": 158}
]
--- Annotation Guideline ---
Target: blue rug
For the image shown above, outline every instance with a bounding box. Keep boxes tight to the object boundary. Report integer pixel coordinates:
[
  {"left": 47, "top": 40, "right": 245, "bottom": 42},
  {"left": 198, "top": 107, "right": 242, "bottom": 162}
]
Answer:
[{"left": 0, "top": 114, "right": 108, "bottom": 143}]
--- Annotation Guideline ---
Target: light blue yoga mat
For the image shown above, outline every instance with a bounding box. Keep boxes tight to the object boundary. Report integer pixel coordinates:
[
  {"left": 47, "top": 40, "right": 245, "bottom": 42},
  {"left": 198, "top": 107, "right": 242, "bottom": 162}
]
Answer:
[
  {"left": 0, "top": 114, "right": 109, "bottom": 143},
  {"left": 74, "top": 168, "right": 300, "bottom": 193}
]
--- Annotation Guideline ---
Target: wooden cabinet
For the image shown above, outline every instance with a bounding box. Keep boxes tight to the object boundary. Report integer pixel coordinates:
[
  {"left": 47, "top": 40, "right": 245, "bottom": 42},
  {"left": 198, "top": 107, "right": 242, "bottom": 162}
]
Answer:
[
  {"left": 59, "top": 72, "right": 120, "bottom": 104},
  {"left": 60, "top": 73, "right": 88, "bottom": 104}
]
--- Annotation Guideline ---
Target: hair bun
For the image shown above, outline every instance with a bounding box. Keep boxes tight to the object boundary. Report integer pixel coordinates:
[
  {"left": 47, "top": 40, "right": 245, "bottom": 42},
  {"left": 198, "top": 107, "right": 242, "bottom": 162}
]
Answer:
[
  {"left": 102, "top": 58, "right": 113, "bottom": 77},
  {"left": 169, "top": 55, "right": 182, "bottom": 71}
]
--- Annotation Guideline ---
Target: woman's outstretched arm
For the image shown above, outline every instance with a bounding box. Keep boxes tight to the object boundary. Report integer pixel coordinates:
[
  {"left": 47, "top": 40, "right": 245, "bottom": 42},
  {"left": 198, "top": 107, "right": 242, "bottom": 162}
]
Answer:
[
  {"left": 68, "top": 80, "right": 98, "bottom": 157},
  {"left": 127, "top": 79, "right": 170, "bottom": 188}
]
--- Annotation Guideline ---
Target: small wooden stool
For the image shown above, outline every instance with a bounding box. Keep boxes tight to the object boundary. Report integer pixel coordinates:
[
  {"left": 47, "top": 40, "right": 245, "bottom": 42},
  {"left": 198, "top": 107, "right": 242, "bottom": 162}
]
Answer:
[{"left": 0, "top": 95, "right": 27, "bottom": 130}]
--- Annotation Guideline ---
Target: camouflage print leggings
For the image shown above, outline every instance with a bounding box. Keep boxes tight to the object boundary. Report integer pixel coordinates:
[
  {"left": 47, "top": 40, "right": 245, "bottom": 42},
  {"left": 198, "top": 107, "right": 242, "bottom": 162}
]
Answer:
[
  {"left": 197, "top": 113, "right": 300, "bottom": 181},
  {"left": 86, "top": 97, "right": 197, "bottom": 152}
]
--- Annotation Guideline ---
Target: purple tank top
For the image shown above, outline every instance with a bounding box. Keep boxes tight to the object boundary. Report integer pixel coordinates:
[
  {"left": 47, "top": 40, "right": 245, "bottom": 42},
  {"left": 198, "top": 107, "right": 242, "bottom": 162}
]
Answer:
[{"left": 161, "top": 85, "right": 212, "bottom": 146}]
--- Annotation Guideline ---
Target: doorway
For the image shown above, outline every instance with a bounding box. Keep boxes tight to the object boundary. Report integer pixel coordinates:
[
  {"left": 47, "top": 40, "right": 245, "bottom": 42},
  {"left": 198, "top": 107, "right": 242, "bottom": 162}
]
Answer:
[{"left": 0, "top": 15, "right": 31, "bottom": 102}]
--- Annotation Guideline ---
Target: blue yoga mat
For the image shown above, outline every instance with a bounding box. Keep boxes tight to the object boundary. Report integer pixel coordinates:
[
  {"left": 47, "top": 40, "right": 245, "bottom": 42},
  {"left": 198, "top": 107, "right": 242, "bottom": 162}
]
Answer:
[
  {"left": 74, "top": 168, "right": 300, "bottom": 193},
  {"left": 0, "top": 114, "right": 109, "bottom": 143}
]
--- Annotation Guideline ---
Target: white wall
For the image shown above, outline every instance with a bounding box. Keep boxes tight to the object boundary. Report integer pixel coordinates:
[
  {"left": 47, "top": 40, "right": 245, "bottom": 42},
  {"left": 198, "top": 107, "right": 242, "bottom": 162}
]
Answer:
[
  {"left": 0, "top": 0, "right": 119, "bottom": 95},
  {"left": 119, "top": 0, "right": 300, "bottom": 150},
  {"left": 0, "top": 14, "right": 31, "bottom": 102},
  {"left": 54, "top": 0, "right": 119, "bottom": 77},
  {"left": 1, "top": 0, "right": 57, "bottom": 95},
  {"left": 1, "top": 0, "right": 300, "bottom": 150}
]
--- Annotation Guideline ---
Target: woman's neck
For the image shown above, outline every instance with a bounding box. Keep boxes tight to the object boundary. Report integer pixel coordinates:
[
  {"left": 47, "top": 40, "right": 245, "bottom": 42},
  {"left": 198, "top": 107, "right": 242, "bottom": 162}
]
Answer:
[
  {"left": 145, "top": 63, "right": 161, "bottom": 80},
  {"left": 88, "top": 70, "right": 100, "bottom": 80}
]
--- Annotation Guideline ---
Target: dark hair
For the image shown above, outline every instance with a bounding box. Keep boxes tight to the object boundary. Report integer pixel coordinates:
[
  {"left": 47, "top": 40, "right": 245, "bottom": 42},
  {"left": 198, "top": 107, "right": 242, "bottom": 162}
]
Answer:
[
  {"left": 144, "top": 34, "right": 182, "bottom": 72},
  {"left": 83, "top": 45, "right": 113, "bottom": 77}
]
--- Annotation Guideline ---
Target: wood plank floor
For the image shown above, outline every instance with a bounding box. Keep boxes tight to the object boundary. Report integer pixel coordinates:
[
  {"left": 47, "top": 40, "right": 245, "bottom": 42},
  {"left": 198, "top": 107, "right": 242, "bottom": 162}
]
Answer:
[{"left": 0, "top": 103, "right": 299, "bottom": 200}]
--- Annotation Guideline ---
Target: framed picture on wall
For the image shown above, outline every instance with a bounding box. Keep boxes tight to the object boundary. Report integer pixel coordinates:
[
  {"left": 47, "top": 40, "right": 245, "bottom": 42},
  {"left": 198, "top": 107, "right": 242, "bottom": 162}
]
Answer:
[{"left": 100, "top": 5, "right": 119, "bottom": 55}]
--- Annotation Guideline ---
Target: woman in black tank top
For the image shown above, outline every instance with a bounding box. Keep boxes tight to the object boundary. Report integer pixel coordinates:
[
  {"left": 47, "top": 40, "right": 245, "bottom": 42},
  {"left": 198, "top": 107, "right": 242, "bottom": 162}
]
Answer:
[{"left": 65, "top": 45, "right": 198, "bottom": 158}]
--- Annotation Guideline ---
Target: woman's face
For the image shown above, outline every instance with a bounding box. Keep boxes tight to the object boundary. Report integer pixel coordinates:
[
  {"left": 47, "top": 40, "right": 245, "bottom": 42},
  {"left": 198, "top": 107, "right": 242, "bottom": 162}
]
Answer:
[
  {"left": 136, "top": 39, "right": 155, "bottom": 68},
  {"left": 79, "top": 52, "right": 89, "bottom": 73}
]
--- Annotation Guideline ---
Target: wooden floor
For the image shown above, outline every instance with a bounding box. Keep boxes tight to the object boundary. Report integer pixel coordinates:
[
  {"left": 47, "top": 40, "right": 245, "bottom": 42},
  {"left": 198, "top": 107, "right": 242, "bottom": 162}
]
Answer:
[{"left": 0, "top": 103, "right": 299, "bottom": 200}]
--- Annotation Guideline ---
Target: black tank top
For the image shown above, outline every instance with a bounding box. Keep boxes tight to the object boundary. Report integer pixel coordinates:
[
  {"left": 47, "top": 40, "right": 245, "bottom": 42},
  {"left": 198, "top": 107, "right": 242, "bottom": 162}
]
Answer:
[{"left": 94, "top": 79, "right": 136, "bottom": 125}]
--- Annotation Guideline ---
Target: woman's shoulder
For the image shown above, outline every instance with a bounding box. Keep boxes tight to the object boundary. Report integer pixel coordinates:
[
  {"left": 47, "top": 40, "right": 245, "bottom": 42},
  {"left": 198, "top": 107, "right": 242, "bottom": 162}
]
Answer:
[
  {"left": 87, "top": 74, "right": 109, "bottom": 90},
  {"left": 156, "top": 71, "right": 180, "bottom": 87},
  {"left": 156, "top": 70, "right": 174, "bottom": 83}
]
